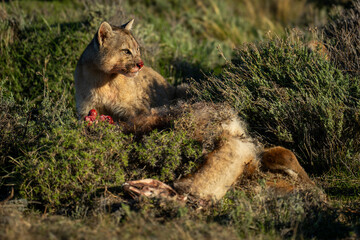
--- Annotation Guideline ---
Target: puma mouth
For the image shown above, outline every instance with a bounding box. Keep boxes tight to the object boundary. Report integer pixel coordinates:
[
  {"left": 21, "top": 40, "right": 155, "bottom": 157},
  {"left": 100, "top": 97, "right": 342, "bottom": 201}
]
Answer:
[
  {"left": 110, "top": 66, "right": 141, "bottom": 77},
  {"left": 129, "top": 66, "right": 140, "bottom": 73},
  {"left": 124, "top": 66, "right": 142, "bottom": 77},
  {"left": 125, "top": 71, "right": 139, "bottom": 77}
]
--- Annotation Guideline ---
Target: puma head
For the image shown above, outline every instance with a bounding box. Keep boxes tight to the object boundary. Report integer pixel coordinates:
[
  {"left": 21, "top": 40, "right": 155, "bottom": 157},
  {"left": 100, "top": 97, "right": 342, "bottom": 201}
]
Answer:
[{"left": 95, "top": 19, "right": 144, "bottom": 77}]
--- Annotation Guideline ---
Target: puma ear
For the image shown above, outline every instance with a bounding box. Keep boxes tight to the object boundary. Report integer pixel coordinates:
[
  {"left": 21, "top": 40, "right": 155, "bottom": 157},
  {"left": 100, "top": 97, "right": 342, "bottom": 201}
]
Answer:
[
  {"left": 121, "top": 19, "right": 134, "bottom": 31},
  {"left": 98, "top": 21, "right": 113, "bottom": 46}
]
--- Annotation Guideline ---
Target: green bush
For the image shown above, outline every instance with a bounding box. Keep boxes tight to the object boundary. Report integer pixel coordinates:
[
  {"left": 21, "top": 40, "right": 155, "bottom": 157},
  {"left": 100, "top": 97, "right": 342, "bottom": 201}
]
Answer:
[
  {"left": 0, "top": 18, "right": 90, "bottom": 104},
  {"left": 136, "top": 130, "right": 202, "bottom": 181},
  {"left": 192, "top": 34, "right": 360, "bottom": 174},
  {"left": 0, "top": 85, "right": 202, "bottom": 211},
  {"left": 16, "top": 123, "right": 132, "bottom": 209}
]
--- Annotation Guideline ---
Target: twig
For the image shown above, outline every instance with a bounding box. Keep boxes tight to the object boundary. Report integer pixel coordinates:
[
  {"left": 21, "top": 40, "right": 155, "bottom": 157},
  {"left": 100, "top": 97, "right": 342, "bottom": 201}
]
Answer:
[{"left": 0, "top": 187, "right": 14, "bottom": 205}]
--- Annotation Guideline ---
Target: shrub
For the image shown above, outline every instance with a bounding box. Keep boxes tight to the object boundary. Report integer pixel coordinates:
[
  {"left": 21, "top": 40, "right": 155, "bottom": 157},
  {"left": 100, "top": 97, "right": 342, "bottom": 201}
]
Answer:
[
  {"left": 16, "top": 123, "right": 132, "bottom": 210},
  {"left": 214, "top": 187, "right": 350, "bottom": 239},
  {"left": 135, "top": 129, "right": 202, "bottom": 182},
  {"left": 323, "top": 1, "right": 360, "bottom": 77},
  {"left": 0, "top": 83, "right": 202, "bottom": 211},
  {"left": 192, "top": 33, "right": 360, "bottom": 174}
]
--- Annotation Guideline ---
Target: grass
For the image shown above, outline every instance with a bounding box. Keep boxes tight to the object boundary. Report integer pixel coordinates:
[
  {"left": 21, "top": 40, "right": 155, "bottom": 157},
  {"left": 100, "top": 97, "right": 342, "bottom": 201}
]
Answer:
[{"left": 1, "top": 0, "right": 360, "bottom": 239}]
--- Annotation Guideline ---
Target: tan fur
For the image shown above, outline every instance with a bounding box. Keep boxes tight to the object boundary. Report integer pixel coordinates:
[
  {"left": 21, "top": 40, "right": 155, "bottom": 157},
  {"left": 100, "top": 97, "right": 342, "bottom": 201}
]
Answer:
[
  {"left": 265, "top": 179, "right": 295, "bottom": 194},
  {"left": 175, "top": 136, "right": 257, "bottom": 200},
  {"left": 169, "top": 103, "right": 259, "bottom": 200},
  {"left": 261, "top": 146, "right": 314, "bottom": 185},
  {"left": 74, "top": 20, "right": 175, "bottom": 121},
  {"left": 178, "top": 107, "right": 257, "bottom": 200}
]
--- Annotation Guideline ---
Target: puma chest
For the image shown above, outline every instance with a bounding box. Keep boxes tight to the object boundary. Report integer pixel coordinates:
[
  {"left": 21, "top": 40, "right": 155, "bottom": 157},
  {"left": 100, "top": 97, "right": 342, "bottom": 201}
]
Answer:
[{"left": 94, "top": 76, "right": 149, "bottom": 105}]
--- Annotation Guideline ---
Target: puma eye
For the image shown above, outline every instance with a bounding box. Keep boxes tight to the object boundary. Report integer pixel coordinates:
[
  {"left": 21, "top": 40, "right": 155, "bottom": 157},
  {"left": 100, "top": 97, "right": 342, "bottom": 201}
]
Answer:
[{"left": 122, "top": 49, "right": 132, "bottom": 55}]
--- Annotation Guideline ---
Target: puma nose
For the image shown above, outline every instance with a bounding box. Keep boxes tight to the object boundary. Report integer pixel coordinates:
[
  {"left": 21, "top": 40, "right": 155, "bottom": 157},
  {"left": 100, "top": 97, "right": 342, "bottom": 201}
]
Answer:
[{"left": 136, "top": 61, "right": 144, "bottom": 69}]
